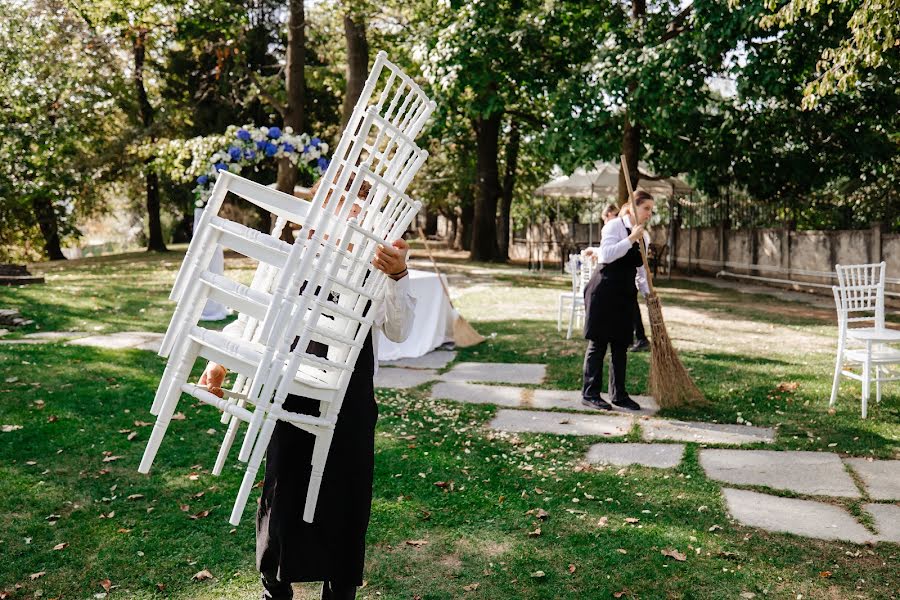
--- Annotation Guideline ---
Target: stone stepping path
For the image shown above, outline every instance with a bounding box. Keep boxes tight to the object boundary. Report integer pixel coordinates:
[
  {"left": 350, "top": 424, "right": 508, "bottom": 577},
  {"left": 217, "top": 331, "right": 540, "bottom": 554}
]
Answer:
[
  {"left": 843, "top": 458, "right": 900, "bottom": 500},
  {"left": 865, "top": 504, "right": 900, "bottom": 543},
  {"left": 722, "top": 488, "right": 876, "bottom": 544},
  {"left": 489, "top": 409, "right": 632, "bottom": 437},
  {"left": 586, "top": 442, "right": 685, "bottom": 468},
  {"left": 700, "top": 449, "right": 861, "bottom": 498},
  {"left": 380, "top": 350, "right": 456, "bottom": 370},
  {"left": 68, "top": 331, "right": 163, "bottom": 352},
  {"left": 432, "top": 381, "right": 658, "bottom": 415},
  {"left": 374, "top": 367, "right": 439, "bottom": 389},
  {"left": 642, "top": 419, "right": 774, "bottom": 445},
  {"left": 441, "top": 361, "right": 546, "bottom": 385}
]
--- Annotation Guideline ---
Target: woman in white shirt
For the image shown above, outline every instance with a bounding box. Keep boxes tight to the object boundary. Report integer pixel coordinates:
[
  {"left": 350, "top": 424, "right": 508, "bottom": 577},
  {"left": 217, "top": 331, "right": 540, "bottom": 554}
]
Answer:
[
  {"left": 580, "top": 190, "right": 654, "bottom": 411},
  {"left": 200, "top": 176, "right": 415, "bottom": 600}
]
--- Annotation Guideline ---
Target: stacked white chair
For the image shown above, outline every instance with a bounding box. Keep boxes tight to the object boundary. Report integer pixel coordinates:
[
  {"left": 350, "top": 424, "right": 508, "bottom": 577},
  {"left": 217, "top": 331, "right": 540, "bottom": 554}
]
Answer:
[
  {"left": 139, "top": 51, "right": 435, "bottom": 525},
  {"left": 829, "top": 261, "right": 900, "bottom": 418},
  {"left": 557, "top": 254, "right": 581, "bottom": 334}
]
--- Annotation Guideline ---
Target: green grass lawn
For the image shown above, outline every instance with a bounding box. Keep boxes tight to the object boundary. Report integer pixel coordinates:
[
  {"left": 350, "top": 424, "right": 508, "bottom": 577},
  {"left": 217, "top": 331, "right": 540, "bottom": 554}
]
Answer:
[{"left": 1, "top": 252, "right": 898, "bottom": 599}]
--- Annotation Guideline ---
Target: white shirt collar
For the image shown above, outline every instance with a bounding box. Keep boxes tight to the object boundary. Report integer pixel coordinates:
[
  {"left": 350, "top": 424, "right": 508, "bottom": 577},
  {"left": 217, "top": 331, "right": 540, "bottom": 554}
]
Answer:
[{"left": 621, "top": 214, "right": 634, "bottom": 229}]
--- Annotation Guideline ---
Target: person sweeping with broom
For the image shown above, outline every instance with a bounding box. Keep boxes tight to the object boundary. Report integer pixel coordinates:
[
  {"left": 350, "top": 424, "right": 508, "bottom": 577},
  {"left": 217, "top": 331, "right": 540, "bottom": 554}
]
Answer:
[{"left": 581, "top": 190, "right": 654, "bottom": 411}]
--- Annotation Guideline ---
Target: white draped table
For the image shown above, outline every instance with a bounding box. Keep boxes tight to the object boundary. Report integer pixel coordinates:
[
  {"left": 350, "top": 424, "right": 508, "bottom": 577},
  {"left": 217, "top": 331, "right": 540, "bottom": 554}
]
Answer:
[{"left": 378, "top": 269, "right": 454, "bottom": 360}]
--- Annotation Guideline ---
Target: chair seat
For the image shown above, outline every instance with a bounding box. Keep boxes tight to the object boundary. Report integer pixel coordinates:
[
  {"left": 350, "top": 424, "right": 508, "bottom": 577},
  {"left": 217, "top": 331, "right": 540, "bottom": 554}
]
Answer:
[
  {"left": 846, "top": 327, "right": 900, "bottom": 342},
  {"left": 845, "top": 347, "right": 900, "bottom": 364}
]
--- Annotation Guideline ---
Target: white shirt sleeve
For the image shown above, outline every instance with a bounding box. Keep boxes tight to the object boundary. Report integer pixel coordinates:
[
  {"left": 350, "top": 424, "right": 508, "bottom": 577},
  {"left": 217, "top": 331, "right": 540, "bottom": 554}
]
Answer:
[
  {"left": 599, "top": 218, "right": 633, "bottom": 264},
  {"left": 374, "top": 274, "right": 416, "bottom": 343}
]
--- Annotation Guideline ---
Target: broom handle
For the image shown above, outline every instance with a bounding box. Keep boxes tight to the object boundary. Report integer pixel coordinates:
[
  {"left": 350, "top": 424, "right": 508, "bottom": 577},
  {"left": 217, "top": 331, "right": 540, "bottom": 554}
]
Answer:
[
  {"left": 620, "top": 155, "right": 656, "bottom": 295},
  {"left": 416, "top": 227, "right": 457, "bottom": 309}
]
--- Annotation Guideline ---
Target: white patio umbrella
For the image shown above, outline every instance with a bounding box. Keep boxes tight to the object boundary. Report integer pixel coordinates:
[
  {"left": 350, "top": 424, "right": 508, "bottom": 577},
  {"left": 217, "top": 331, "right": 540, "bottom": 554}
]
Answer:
[{"left": 534, "top": 160, "right": 693, "bottom": 246}]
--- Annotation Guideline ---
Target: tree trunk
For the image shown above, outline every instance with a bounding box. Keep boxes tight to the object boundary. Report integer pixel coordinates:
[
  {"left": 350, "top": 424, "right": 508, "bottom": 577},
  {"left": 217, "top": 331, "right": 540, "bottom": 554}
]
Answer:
[
  {"left": 470, "top": 112, "right": 503, "bottom": 261},
  {"left": 31, "top": 196, "right": 66, "bottom": 260},
  {"left": 619, "top": 0, "right": 646, "bottom": 205},
  {"left": 134, "top": 30, "right": 166, "bottom": 251},
  {"left": 498, "top": 122, "right": 520, "bottom": 260},
  {"left": 276, "top": 0, "right": 306, "bottom": 240},
  {"left": 341, "top": 12, "right": 369, "bottom": 128},
  {"left": 618, "top": 114, "right": 640, "bottom": 205}
]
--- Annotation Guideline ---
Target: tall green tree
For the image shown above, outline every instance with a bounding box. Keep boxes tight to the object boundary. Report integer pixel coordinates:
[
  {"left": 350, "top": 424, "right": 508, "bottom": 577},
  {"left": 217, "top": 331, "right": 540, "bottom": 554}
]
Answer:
[{"left": 0, "top": 0, "right": 127, "bottom": 260}]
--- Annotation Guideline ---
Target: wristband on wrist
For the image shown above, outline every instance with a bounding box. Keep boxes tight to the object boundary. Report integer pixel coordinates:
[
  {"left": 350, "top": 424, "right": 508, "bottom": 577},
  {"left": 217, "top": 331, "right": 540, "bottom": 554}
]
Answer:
[{"left": 388, "top": 267, "right": 408, "bottom": 279}]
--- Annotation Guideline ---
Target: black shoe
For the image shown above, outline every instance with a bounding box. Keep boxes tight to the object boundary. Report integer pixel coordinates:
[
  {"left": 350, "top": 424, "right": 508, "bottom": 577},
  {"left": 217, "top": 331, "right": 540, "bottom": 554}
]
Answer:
[
  {"left": 581, "top": 396, "right": 612, "bottom": 411},
  {"left": 629, "top": 339, "right": 650, "bottom": 352},
  {"left": 612, "top": 396, "right": 642, "bottom": 411},
  {"left": 261, "top": 571, "right": 293, "bottom": 600}
]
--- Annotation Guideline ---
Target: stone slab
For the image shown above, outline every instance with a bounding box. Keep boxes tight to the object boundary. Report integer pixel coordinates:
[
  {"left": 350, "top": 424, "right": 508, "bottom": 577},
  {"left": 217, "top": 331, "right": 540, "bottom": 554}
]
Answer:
[
  {"left": 488, "top": 409, "right": 632, "bottom": 437},
  {"left": 722, "top": 488, "right": 873, "bottom": 544},
  {"left": 864, "top": 503, "right": 900, "bottom": 543},
  {"left": 701, "top": 450, "right": 860, "bottom": 498},
  {"left": 0, "top": 339, "right": 49, "bottom": 345},
  {"left": 68, "top": 331, "right": 164, "bottom": 351},
  {"left": 374, "top": 367, "right": 439, "bottom": 389},
  {"left": 431, "top": 382, "right": 658, "bottom": 415},
  {"left": 844, "top": 458, "right": 900, "bottom": 501},
  {"left": 380, "top": 350, "right": 457, "bottom": 370},
  {"left": 642, "top": 419, "right": 775, "bottom": 445},
  {"left": 23, "top": 331, "right": 90, "bottom": 341},
  {"left": 586, "top": 442, "right": 685, "bottom": 468},
  {"left": 440, "top": 362, "right": 546, "bottom": 385}
]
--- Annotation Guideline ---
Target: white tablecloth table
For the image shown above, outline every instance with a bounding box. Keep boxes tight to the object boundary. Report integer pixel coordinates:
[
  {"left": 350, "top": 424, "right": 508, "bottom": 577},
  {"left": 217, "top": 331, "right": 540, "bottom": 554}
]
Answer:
[{"left": 378, "top": 269, "right": 454, "bottom": 361}]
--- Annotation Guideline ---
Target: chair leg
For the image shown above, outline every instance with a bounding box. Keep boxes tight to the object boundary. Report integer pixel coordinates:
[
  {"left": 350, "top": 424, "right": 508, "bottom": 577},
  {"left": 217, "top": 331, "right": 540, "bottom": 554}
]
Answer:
[
  {"left": 829, "top": 346, "right": 844, "bottom": 408},
  {"left": 151, "top": 335, "right": 194, "bottom": 416},
  {"left": 861, "top": 354, "right": 870, "bottom": 419},
  {"left": 230, "top": 414, "right": 278, "bottom": 526},
  {"left": 139, "top": 341, "right": 199, "bottom": 474},
  {"left": 875, "top": 366, "right": 882, "bottom": 405},
  {"left": 303, "top": 427, "right": 335, "bottom": 523},
  {"left": 566, "top": 300, "right": 577, "bottom": 340},
  {"left": 212, "top": 413, "right": 243, "bottom": 477}
]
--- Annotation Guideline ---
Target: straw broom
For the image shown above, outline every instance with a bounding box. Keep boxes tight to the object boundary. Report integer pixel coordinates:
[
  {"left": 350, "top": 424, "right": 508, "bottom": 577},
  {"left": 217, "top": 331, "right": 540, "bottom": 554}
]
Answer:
[
  {"left": 620, "top": 156, "right": 704, "bottom": 408},
  {"left": 417, "top": 228, "right": 485, "bottom": 348}
]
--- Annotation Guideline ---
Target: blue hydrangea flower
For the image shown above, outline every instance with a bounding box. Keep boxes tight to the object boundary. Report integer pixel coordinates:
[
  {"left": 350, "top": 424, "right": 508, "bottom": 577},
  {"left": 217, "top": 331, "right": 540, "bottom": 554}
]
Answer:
[
  {"left": 267, "top": 126, "right": 282, "bottom": 139},
  {"left": 256, "top": 140, "right": 267, "bottom": 150},
  {"left": 236, "top": 128, "right": 251, "bottom": 141},
  {"left": 214, "top": 162, "right": 227, "bottom": 172},
  {"left": 244, "top": 149, "right": 256, "bottom": 160},
  {"left": 228, "top": 146, "right": 242, "bottom": 161},
  {"left": 281, "top": 143, "right": 295, "bottom": 154},
  {"left": 303, "top": 144, "right": 311, "bottom": 153},
  {"left": 317, "top": 157, "right": 329, "bottom": 171},
  {"left": 264, "top": 142, "right": 278, "bottom": 157},
  {"left": 311, "top": 137, "right": 321, "bottom": 147},
  {"left": 197, "top": 174, "right": 209, "bottom": 185}
]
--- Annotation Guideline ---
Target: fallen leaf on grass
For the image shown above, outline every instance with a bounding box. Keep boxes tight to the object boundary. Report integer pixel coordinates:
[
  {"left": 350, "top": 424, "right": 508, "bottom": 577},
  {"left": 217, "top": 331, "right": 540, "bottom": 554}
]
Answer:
[
  {"left": 99, "top": 511, "right": 115, "bottom": 519},
  {"left": 30, "top": 572, "right": 46, "bottom": 581},
  {"left": 624, "top": 517, "right": 640, "bottom": 524},
  {"left": 662, "top": 548, "right": 686, "bottom": 562},
  {"left": 171, "top": 412, "right": 186, "bottom": 421},
  {"left": 102, "top": 455, "right": 122, "bottom": 463},
  {"left": 127, "top": 494, "right": 144, "bottom": 501},
  {"left": 463, "top": 583, "right": 479, "bottom": 592},
  {"left": 53, "top": 542, "right": 69, "bottom": 550},
  {"left": 0, "top": 591, "right": 9, "bottom": 599},
  {"left": 156, "top": 583, "right": 166, "bottom": 592},
  {"left": 596, "top": 516, "right": 609, "bottom": 527},
  {"left": 525, "top": 508, "right": 549, "bottom": 520},
  {"left": 189, "top": 510, "right": 211, "bottom": 520},
  {"left": 616, "top": 549, "right": 627, "bottom": 554},
  {"left": 613, "top": 590, "right": 630, "bottom": 598},
  {"left": 527, "top": 528, "right": 542, "bottom": 538},
  {"left": 775, "top": 382, "right": 799, "bottom": 392},
  {"left": 99, "top": 579, "right": 112, "bottom": 592},
  {"left": 187, "top": 472, "right": 200, "bottom": 481},
  {"left": 708, "top": 524, "right": 722, "bottom": 532},
  {"left": 46, "top": 514, "right": 60, "bottom": 522},
  {"left": 47, "top": 415, "right": 58, "bottom": 423},
  {"left": 1, "top": 425, "right": 23, "bottom": 433},
  {"left": 434, "top": 481, "right": 449, "bottom": 488},
  {"left": 568, "top": 564, "right": 576, "bottom": 574},
  {"left": 192, "top": 569, "right": 213, "bottom": 581},
  {"left": 820, "top": 571, "right": 832, "bottom": 578},
  {"left": 134, "top": 421, "right": 152, "bottom": 427},
  {"left": 127, "top": 432, "right": 138, "bottom": 441},
  {"left": 97, "top": 469, "right": 110, "bottom": 476},
  {"left": 179, "top": 504, "right": 190, "bottom": 512},
  {"left": 530, "top": 570, "right": 545, "bottom": 579},
  {"left": 405, "top": 539, "right": 428, "bottom": 548},
  {"left": 117, "top": 528, "right": 131, "bottom": 534},
  {"left": 34, "top": 399, "right": 45, "bottom": 409}
]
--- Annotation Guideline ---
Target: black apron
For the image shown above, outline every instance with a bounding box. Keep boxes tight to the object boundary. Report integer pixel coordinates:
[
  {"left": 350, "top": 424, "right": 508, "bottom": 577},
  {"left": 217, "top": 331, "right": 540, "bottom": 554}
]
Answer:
[
  {"left": 583, "top": 228, "right": 643, "bottom": 344},
  {"left": 256, "top": 330, "right": 377, "bottom": 585}
]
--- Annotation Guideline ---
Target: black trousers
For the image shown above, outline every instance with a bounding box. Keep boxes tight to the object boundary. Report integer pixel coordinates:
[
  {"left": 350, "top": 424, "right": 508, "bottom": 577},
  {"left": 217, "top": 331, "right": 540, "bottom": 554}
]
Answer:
[
  {"left": 261, "top": 573, "right": 356, "bottom": 600},
  {"left": 582, "top": 339, "right": 629, "bottom": 402},
  {"left": 632, "top": 296, "right": 647, "bottom": 342}
]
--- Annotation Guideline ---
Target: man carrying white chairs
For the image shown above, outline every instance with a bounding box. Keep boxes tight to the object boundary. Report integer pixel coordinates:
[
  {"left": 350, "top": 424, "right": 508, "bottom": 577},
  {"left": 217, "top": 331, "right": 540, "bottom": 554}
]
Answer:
[{"left": 830, "top": 261, "right": 900, "bottom": 418}]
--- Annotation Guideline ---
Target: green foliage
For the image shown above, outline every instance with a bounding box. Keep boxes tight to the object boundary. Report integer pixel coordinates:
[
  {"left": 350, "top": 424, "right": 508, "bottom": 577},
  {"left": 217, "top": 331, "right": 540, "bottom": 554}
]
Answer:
[{"left": 0, "top": 0, "right": 130, "bottom": 261}]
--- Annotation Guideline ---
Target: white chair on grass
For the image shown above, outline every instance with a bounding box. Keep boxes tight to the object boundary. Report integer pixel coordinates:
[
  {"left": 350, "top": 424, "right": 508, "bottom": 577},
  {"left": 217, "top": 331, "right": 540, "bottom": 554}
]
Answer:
[
  {"left": 829, "top": 262, "right": 900, "bottom": 418},
  {"left": 140, "top": 53, "right": 432, "bottom": 525},
  {"left": 557, "top": 254, "right": 581, "bottom": 334}
]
